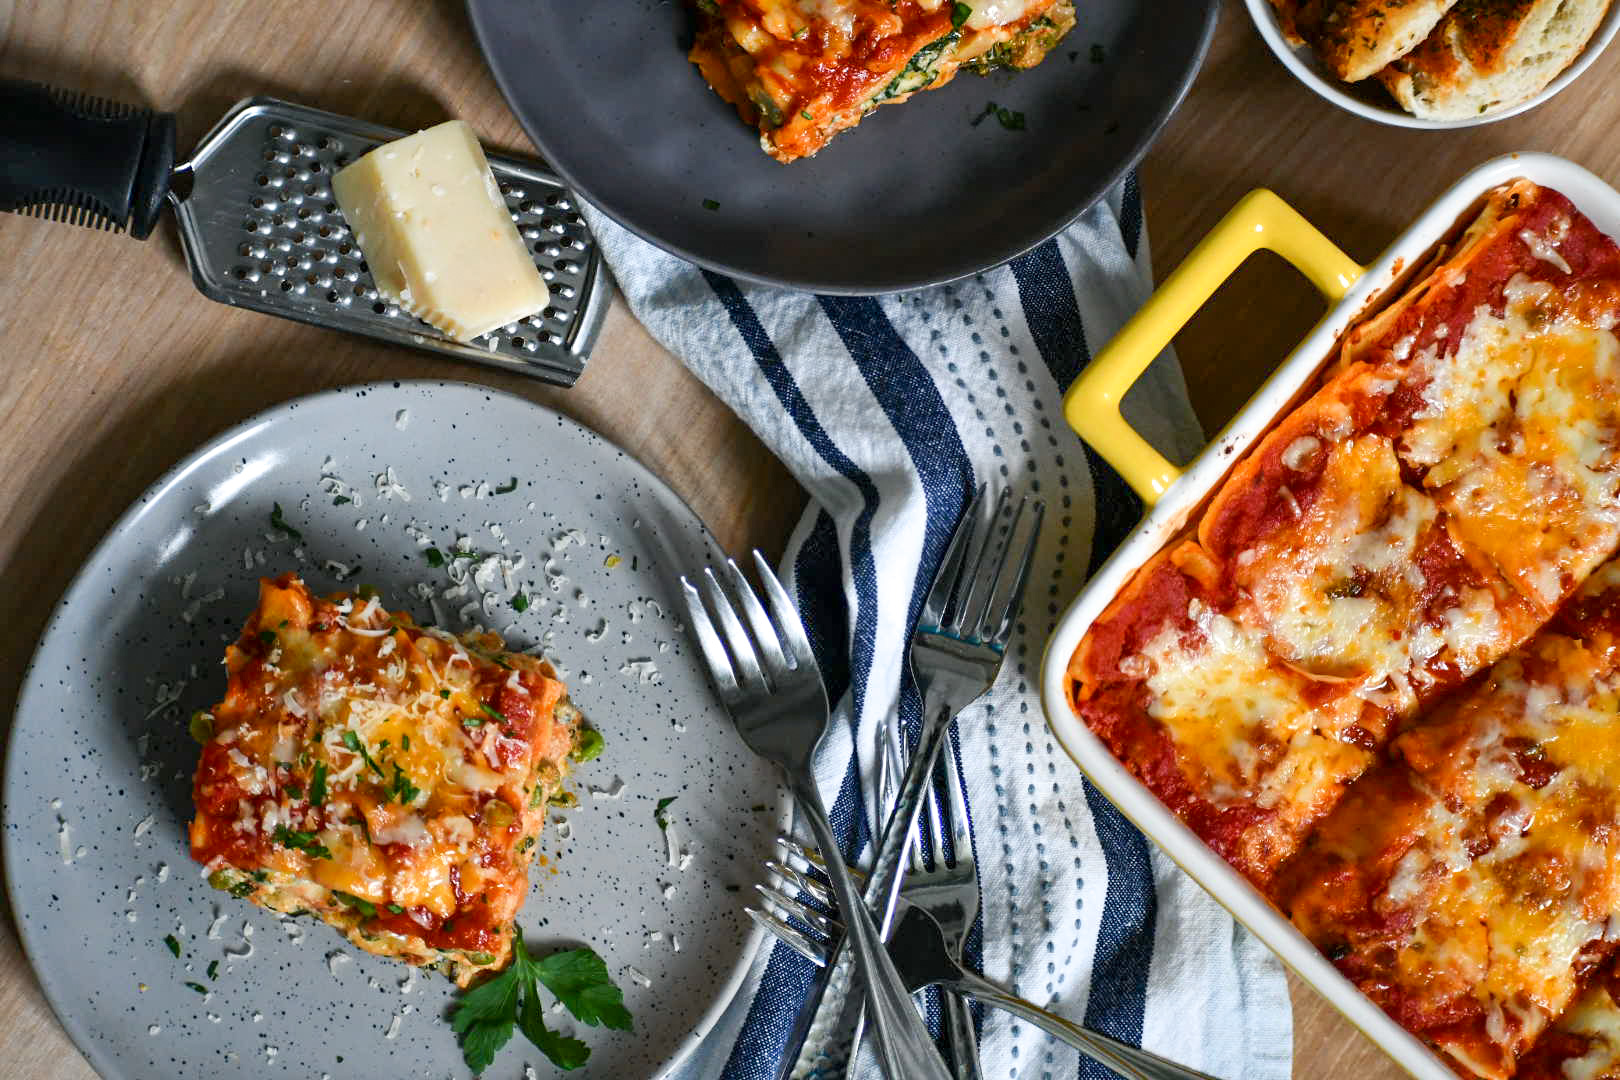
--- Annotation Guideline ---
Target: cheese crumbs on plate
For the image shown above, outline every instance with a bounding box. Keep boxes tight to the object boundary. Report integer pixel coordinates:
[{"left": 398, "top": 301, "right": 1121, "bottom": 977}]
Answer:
[{"left": 188, "top": 574, "right": 589, "bottom": 987}]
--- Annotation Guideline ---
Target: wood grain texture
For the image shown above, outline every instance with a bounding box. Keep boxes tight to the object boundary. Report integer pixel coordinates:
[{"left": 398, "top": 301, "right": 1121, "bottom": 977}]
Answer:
[{"left": 4, "top": 0, "right": 1618, "bottom": 1075}]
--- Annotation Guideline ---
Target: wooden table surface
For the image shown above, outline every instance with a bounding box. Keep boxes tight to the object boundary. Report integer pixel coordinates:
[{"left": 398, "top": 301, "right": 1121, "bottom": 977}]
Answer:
[{"left": 4, "top": 0, "right": 1618, "bottom": 1076}]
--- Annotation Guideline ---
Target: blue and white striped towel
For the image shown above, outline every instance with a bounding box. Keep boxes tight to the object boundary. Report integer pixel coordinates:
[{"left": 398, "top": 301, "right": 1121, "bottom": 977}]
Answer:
[{"left": 578, "top": 178, "right": 1292, "bottom": 1080}]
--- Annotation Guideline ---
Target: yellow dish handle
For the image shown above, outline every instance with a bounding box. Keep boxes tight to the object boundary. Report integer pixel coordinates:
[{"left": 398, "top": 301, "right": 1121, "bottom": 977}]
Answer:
[{"left": 1063, "top": 189, "right": 1365, "bottom": 505}]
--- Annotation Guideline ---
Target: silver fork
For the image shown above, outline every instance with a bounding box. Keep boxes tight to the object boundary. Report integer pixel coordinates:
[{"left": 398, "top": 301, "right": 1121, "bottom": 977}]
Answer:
[
  {"left": 680, "top": 552, "right": 953, "bottom": 1080},
  {"left": 872, "top": 487, "right": 1045, "bottom": 933},
  {"left": 787, "top": 487, "right": 1045, "bottom": 1077},
  {"left": 755, "top": 838, "right": 1220, "bottom": 1080},
  {"left": 915, "top": 747, "right": 982, "bottom": 1080}
]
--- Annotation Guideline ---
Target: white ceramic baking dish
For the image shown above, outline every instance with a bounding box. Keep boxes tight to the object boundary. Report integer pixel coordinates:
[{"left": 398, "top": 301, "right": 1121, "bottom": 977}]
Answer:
[{"left": 1038, "top": 151, "right": 1620, "bottom": 1080}]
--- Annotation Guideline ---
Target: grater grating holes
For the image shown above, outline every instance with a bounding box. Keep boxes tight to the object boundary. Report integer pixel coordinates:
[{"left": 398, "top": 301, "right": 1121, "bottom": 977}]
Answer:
[
  {"left": 199, "top": 110, "right": 596, "bottom": 366},
  {"left": 225, "top": 121, "right": 586, "bottom": 351}
]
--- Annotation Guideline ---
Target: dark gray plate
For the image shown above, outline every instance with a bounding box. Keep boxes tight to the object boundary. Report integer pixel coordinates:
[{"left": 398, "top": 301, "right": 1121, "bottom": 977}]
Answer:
[{"left": 468, "top": 0, "right": 1219, "bottom": 294}]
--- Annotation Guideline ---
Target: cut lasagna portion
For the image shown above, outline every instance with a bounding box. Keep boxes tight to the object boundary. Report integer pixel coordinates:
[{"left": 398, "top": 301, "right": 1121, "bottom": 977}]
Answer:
[
  {"left": 689, "top": 0, "right": 1076, "bottom": 162},
  {"left": 1345, "top": 181, "right": 1620, "bottom": 612},
  {"left": 1199, "top": 364, "right": 1542, "bottom": 715},
  {"left": 1275, "top": 563, "right": 1620, "bottom": 1079},
  {"left": 189, "top": 574, "right": 587, "bottom": 987},
  {"left": 1068, "top": 543, "right": 1390, "bottom": 885},
  {"left": 1068, "top": 366, "right": 1542, "bottom": 887}
]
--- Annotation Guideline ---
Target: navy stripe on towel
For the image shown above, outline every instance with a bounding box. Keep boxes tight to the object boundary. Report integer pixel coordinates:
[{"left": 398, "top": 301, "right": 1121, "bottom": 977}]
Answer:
[
  {"left": 1079, "top": 781, "right": 1157, "bottom": 1078},
  {"left": 816, "top": 295, "right": 973, "bottom": 760},
  {"left": 1008, "top": 245, "right": 1157, "bottom": 1068}
]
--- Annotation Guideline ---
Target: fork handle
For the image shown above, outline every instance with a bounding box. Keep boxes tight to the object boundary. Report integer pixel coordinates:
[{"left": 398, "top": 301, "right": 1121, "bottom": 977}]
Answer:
[
  {"left": 791, "top": 777, "right": 955, "bottom": 1080},
  {"left": 943, "top": 971, "right": 1221, "bottom": 1080},
  {"left": 943, "top": 992, "right": 984, "bottom": 1080}
]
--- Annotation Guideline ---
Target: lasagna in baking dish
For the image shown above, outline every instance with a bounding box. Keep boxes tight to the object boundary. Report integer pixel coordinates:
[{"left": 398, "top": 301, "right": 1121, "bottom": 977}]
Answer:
[
  {"left": 189, "top": 574, "right": 585, "bottom": 986},
  {"left": 688, "top": 0, "right": 1076, "bottom": 162},
  {"left": 1066, "top": 180, "right": 1620, "bottom": 1077}
]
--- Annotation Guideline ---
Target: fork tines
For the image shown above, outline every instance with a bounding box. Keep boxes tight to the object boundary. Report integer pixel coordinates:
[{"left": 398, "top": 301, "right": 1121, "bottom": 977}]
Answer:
[
  {"left": 679, "top": 550, "right": 816, "bottom": 705},
  {"left": 919, "top": 486, "right": 1045, "bottom": 648}
]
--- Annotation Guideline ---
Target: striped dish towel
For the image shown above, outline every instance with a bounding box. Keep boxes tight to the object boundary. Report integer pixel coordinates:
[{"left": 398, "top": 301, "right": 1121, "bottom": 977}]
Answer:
[{"left": 577, "top": 179, "right": 1292, "bottom": 1080}]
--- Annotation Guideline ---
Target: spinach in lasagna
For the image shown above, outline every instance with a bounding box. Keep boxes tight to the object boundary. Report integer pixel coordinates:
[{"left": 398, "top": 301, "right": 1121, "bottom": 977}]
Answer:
[
  {"left": 689, "top": 0, "right": 1076, "bottom": 162},
  {"left": 189, "top": 574, "right": 587, "bottom": 986}
]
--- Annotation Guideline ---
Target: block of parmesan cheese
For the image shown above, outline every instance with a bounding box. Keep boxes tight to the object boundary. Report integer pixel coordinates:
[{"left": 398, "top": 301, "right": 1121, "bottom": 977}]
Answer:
[{"left": 331, "top": 120, "right": 548, "bottom": 342}]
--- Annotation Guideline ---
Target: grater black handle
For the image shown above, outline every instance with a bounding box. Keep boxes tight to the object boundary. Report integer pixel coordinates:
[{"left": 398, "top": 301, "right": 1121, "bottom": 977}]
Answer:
[{"left": 0, "top": 78, "right": 175, "bottom": 239}]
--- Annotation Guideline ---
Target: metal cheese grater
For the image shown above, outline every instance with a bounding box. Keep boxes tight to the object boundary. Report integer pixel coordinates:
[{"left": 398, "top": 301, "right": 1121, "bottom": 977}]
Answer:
[{"left": 0, "top": 80, "right": 609, "bottom": 385}]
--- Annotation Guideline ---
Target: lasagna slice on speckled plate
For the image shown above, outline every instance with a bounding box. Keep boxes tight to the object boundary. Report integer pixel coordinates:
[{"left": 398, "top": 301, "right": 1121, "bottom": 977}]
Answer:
[{"left": 189, "top": 573, "right": 591, "bottom": 986}]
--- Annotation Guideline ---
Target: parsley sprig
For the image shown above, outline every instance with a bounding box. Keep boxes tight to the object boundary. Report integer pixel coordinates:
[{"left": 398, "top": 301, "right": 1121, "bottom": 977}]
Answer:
[
  {"left": 269, "top": 502, "right": 303, "bottom": 541},
  {"left": 451, "top": 929, "right": 632, "bottom": 1072},
  {"left": 654, "top": 796, "right": 677, "bottom": 833}
]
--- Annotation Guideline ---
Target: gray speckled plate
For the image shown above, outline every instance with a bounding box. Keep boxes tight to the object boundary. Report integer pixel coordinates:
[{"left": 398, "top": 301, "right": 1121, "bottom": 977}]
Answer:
[
  {"left": 2, "top": 380, "right": 790, "bottom": 1080},
  {"left": 468, "top": 0, "right": 1219, "bottom": 294}
]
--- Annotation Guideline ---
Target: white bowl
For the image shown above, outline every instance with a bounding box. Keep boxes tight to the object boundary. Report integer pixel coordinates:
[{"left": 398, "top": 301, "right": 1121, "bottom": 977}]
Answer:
[{"left": 1243, "top": 0, "right": 1620, "bottom": 128}]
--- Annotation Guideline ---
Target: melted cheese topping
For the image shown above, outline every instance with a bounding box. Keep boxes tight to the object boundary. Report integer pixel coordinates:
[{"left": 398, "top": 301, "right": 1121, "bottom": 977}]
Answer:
[
  {"left": 1137, "top": 599, "right": 1367, "bottom": 809},
  {"left": 1231, "top": 437, "right": 1520, "bottom": 713},
  {"left": 1351, "top": 637, "right": 1620, "bottom": 1071},
  {"left": 1400, "top": 275, "right": 1620, "bottom": 607}
]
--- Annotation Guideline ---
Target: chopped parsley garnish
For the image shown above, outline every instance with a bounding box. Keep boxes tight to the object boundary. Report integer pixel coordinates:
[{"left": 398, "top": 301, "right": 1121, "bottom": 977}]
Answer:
[
  {"left": 801, "top": 110, "right": 814, "bottom": 121},
  {"left": 702, "top": 198, "right": 720, "bottom": 211},
  {"left": 463, "top": 713, "right": 485, "bottom": 728},
  {"left": 285, "top": 784, "right": 304, "bottom": 800},
  {"left": 389, "top": 765, "right": 421, "bottom": 806},
  {"left": 269, "top": 502, "right": 303, "bottom": 541},
  {"left": 386, "top": 903, "right": 405, "bottom": 915},
  {"left": 342, "top": 730, "right": 385, "bottom": 778},
  {"left": 951, "top": 1, "right": 971, "bottom": 27},
  {"left": 206, "top": 960, "right": 219, "bottom": 980},
  {"left": 333, "top": 891, "right": 377, "bottom": 918},
  {"left": 495, "top": 477, "right": 519, "bottom": 494},
  {"left": 513, "top": 592, "right": 530, "bottom": 613},
  {"left": 654, "top": 797, "right": 677, "bottom": 833},
  {"left": 479, "top": 702, "right": 509, "bottom": 727},
  {"left": 185, "top": 981, "right": 208, "bottom": 995},
  {"left": 163, "top": 934, "right": 181, "bottom": 958},
  {"left": 440, "top": 688, "right": 452, "bottom": 699},
  {"left": 309, "top": 761, "right": 328, "bottom": 806},
  {"left": 272, "top": 825, "right": 332, "bottom": 860},
  {"left": 258, "top": 629, "right": 277, "bottom": 646},
  {"left": 571, "top": 728, "right": 604, "bottom": 763},
  {"left": 972, "top": 101, "right": 1027, "bottom": 131},
  {"left": 425, "top": 547, "right": 446, "bottom": 568},
  {"left": 401, "top": 734, "right": 411, "bottom": 751},
  {"left": 333, "top": 495, "right": 352, "bottom": 506},
  {"left": 451, "top": 928, "right": 632, "bottom": 1072}
]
